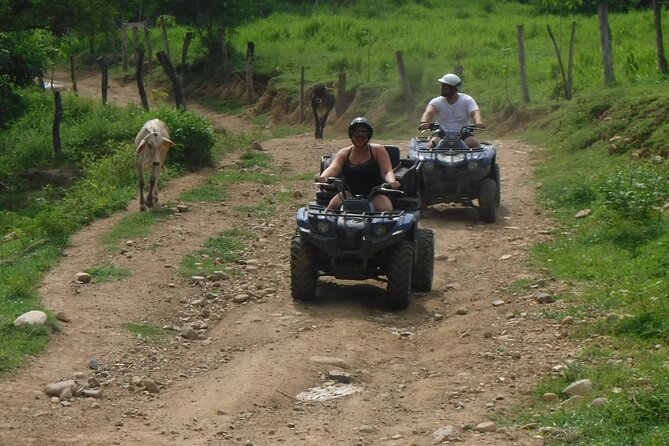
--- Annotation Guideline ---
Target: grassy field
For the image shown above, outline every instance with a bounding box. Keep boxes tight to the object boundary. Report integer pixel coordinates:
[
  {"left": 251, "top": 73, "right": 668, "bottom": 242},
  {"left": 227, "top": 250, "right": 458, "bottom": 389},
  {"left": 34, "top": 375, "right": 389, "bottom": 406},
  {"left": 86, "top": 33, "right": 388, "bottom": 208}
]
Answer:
[{"left": 223, "top": 1, "right": 668, "bottom": 133}]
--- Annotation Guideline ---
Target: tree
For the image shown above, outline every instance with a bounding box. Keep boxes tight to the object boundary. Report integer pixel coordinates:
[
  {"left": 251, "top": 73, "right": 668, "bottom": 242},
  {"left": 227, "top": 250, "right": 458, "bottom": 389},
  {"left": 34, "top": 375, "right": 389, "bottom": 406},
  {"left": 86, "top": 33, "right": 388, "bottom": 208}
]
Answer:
[{"left": 0, "top": 0, "right": 116, "bottom": 36}]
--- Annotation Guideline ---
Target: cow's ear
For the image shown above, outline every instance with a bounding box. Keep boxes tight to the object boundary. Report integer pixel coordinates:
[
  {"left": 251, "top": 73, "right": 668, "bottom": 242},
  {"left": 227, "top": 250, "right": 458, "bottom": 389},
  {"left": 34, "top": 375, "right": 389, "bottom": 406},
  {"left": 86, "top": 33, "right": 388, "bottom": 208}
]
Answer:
[
  {"left": 162, "top": 138, "right": 175, "bottom": 148},
  {"left": 136, "top": 140, "right": 147, "bottom": 154}
]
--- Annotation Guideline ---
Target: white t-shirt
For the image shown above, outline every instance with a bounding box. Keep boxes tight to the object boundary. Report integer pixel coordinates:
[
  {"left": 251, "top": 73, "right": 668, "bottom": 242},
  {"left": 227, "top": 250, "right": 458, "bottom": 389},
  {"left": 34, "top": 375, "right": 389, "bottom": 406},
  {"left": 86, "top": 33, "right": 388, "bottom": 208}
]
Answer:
[{"left": 428, "top": 93, "right": 479, "bottom": 133}]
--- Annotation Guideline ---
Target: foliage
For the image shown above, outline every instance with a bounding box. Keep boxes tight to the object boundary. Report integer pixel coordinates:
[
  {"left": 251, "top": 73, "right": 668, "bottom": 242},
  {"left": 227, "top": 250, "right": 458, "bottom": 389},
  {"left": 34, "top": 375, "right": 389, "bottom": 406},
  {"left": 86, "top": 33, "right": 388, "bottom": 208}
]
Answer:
[
  {"left": 536, "top": 0, "right": 653, "bottom": 15},
  {"left": 0, "top": 91, "right": 225, "bottom": 375},
  {"left": 520, "top": 69, "right": 669, "bottom": 444},
  {"left": 0, "top": 32, "right": 49, "bottom": 127},
  {"left": 154, "top": 106, "right": 216, "bottom": 170}
]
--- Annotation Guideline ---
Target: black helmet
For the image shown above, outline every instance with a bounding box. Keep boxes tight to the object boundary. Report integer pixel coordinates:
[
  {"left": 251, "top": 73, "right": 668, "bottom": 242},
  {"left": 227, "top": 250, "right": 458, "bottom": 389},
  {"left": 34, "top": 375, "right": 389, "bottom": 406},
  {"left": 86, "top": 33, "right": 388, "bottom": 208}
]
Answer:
[{"left": 348, "top": 117, "right": 373, "bottom": 138}]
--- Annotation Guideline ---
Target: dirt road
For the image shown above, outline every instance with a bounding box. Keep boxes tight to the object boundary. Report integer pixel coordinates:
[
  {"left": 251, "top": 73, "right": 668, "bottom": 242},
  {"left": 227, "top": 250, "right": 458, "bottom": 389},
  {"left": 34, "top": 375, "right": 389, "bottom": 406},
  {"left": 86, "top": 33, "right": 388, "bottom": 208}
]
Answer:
[{"left": 0, "top": 74, "right": 569, "bottom": 445}]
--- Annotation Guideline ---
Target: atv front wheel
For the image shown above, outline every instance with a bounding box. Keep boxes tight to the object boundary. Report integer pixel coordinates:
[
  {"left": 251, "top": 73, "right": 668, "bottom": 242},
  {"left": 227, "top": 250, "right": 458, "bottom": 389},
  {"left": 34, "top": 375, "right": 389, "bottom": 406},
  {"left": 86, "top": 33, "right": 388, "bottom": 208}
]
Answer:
[
  {"left": 478, "top": 178, "right": 499, "bottom": 223},
  {"left": 386, "top": 240, "right": 414, "bottom": 310},
  {"left": 290, "top": 233, "right": 317, "bottom": 301},
  {"left": 412, "top": 228, "right": 434, "bottom": 292}
]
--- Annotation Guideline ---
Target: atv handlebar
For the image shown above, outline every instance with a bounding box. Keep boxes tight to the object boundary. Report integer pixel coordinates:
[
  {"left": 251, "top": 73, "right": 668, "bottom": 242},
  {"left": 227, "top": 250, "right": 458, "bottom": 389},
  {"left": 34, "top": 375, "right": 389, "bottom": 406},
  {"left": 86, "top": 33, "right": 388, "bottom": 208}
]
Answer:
[
  {"left": 420, "top": 122, "right": 485, "bottom": 136},
  {"left": 315, "top": 177, "right": 403, "bottom": 198}
]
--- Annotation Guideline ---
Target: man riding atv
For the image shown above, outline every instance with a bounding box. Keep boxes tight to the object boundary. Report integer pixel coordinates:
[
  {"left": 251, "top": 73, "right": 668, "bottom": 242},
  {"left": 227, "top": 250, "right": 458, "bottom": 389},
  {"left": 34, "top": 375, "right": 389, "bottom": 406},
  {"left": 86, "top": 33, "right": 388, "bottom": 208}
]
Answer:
[{"left": 418, "top": 73, "right": 485, "bottom": 149}]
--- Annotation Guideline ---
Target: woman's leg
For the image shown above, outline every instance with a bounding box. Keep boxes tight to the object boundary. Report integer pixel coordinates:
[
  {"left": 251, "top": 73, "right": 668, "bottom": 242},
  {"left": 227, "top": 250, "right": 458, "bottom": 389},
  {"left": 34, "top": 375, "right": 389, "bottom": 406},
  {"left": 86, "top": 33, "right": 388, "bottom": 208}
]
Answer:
[
  {"left": 372, "top": 195, "right": 394, "bottom": 211},
  {"left": 327, "top": 191, "right": 350, "bottom": 210}
]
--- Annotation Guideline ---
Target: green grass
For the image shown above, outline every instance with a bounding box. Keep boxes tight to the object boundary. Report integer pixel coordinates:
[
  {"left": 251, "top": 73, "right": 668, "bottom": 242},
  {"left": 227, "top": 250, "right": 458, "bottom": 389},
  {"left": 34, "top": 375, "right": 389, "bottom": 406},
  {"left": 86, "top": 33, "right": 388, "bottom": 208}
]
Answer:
[
  {"left": 180, "top": 228, "right": 256, "bottom": 277},
  {"left": 222, "top": 1, "right": 669, "bottom": 136},
  {"left": 86, "top": 264, "right": 131, "bottom": 283},
  {"left": 122, "top": 323, "right": 173, "bottom": 345},
  {"left": 513, "top": 79, "right": 669, "bottom": 444},
  {"left": 100, "top": 209, "right": 174, "bottom": 250},
  {"left": 179, "top": 185, "right": 230, "bottom": 203},
  {"left": 514, "top": 337, "right": 669, "bottom": 445}
]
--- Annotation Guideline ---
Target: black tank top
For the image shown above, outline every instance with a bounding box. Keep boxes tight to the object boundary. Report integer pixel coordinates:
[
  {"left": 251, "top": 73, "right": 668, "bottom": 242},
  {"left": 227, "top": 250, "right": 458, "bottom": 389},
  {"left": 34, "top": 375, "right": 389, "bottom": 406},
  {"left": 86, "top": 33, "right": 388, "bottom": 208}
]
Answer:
[{"left": 342, "top": 145, "right": 383, "bottom": 196}]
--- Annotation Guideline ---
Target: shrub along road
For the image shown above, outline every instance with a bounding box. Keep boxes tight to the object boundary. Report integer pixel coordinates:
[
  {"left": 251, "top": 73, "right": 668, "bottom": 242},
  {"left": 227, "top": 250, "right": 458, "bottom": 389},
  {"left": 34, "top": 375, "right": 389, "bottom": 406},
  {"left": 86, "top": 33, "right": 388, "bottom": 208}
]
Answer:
[{"left": 0, "top": 74, "right": 576, "bottom": 445}]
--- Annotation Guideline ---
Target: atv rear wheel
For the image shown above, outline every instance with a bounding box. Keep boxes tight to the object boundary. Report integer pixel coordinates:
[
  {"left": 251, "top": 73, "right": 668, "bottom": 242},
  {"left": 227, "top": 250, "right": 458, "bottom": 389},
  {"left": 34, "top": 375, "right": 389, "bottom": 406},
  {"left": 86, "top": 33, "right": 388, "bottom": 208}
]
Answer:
[
  {"left": 412, "top": 228, "right": 434, "bottom": 292},
  {"left": 386, "top": 240, "right": 414, "bottom": 310},
  {"left": 478, "top": 178, "right": 499, "bottom": 223},
  {"left": 290, "top": 233, "right": 317, "bottom": 301}
]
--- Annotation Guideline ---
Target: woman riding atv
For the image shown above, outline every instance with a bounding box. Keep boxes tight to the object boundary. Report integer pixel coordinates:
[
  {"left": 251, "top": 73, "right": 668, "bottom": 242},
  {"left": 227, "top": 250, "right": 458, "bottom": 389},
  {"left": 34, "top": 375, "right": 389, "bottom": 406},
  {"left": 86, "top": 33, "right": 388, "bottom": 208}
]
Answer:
[{"left": 317, "top": 117, "right": 400, "bottom": 211}]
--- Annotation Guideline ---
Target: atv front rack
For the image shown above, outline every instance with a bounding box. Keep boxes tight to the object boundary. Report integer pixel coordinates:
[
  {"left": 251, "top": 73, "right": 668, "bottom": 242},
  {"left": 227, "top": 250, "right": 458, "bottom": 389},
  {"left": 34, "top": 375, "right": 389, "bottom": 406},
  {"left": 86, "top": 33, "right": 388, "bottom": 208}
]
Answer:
[{"left": 306, "top": 203, "right": 404, "bottom": 219}]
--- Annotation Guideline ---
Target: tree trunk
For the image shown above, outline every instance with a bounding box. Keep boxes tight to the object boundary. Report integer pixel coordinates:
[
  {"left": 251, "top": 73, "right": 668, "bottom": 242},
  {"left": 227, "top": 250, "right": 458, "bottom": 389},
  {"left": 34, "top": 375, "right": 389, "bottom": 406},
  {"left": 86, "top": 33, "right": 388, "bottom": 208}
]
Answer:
[
  {"left": 517, "top": 25, "right": 530, "bottom": 103},
  {"left": 156, "top": 51, "right": 186, "bottom": 111},
  {"left": 598, "top": 5, "right": 616, "bottom": 86},
  {"left": 136, "top": 48, "right": 149, "bottom": 111}
]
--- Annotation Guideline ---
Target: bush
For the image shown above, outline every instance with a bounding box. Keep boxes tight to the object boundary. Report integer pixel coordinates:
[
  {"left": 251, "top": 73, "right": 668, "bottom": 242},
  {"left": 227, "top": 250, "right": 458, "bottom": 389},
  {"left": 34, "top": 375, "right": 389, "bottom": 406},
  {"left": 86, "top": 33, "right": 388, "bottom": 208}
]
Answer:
[{"left": 156, "top": 107, "right": 216, "bottom": 170}]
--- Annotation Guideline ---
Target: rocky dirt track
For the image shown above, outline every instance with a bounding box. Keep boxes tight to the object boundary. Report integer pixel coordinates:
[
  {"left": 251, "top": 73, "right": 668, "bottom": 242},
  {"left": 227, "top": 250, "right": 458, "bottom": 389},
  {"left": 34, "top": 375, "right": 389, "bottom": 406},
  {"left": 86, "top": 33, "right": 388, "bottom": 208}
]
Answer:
[{"left": 0, "top": 74, "right": 575, "bottom": 446}]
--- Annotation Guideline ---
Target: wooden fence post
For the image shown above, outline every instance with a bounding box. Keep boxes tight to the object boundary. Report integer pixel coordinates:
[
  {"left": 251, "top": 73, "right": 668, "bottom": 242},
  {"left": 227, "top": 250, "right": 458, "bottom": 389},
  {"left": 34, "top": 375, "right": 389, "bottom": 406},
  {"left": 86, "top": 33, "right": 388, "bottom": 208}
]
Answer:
[
  {"left": 598, "top": 4, "right": 616, "bottom": 86},
  {"left": 160, "top": 16, "right": 170, "bottom": 59},
  {"left": 219, "top": 26, "right": 229, "bottom": 77},
  {"left": 143, "top": 23, "right": 153, "bottom": 72},
  {"left": 566, "top": 21, "right": 576, "bottom": 100},
  {"left": 653, "top": 0, "right": 668, "bottom": 74},
  {"left": 157, "top": 50, "right": 186, "bottom": 111},
  {"left": 69, "top": 54, "right": 78, "bottom": 95},
  {"left": 300, "top": 66, "right": 305, "bottom": 122},
  {"left": 547, "top": 24, "right": 570, "bottom": 99},
  {"left": 517, "top": 25, "right": 530, "bottom": 103},
  {"left": 395, "top": 51, "right": 415, "bottom": 113},
  {"left": 181, "top": 31, "right": 193, "bottom": 73},
  {"left": 136, "top": 48, "right": 149, "bottom": 111},
  {"left": 246, "top": 42, "right": 255, "bottom": 104},
  {"left": 121, "top": 23, "right": 128, "bottom": 72},
  {"left": 97, "top": 56, "right": 108, "bottom": 105},
  {"left": 336, "top": 71, "right": 346, "bottom": 117},
  {"left": 53, "top": 91, "right": 63, "bottom": 158}
]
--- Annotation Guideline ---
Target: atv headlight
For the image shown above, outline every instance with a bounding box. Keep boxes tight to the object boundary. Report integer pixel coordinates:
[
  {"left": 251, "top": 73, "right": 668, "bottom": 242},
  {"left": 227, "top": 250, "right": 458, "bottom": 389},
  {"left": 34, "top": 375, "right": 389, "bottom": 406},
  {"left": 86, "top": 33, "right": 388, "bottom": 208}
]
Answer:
[
  {"left": 372, "top": 224, "right": 388, "bottom": 236},
  {"left": 467, "top": 161, "right": 480, "bottom": 171},
  {"left": 315, "top": 220, "right": 330, "bottom": 234}
]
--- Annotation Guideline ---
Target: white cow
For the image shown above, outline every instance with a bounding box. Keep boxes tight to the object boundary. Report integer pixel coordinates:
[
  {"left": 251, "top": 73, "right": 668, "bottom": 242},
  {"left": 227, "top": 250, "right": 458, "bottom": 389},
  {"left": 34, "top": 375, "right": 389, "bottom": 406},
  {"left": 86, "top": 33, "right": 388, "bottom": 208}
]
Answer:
[{"left": 134, "top": 119, "right": 175, "bottom": 211}]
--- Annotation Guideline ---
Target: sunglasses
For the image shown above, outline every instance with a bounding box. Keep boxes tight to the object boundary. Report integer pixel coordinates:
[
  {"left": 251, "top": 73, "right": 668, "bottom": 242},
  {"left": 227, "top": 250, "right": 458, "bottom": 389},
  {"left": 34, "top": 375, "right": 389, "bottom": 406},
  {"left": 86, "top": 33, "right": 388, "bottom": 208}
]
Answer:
[{"left": 352, "top": 132, "right": 370, "bottom": 138}]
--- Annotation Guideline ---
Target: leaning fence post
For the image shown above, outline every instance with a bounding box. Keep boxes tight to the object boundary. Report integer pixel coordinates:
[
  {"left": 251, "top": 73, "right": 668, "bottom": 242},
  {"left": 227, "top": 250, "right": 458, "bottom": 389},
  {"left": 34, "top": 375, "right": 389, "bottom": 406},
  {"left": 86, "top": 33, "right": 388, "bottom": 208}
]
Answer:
[{"left": 395, "top": 51, "right": 415, "bottom": 113}]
